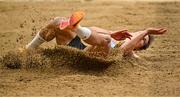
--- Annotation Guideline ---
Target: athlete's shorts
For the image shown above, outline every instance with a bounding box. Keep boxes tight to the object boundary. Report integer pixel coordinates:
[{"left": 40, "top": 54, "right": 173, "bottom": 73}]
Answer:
[
  {"left": 114, "top": 41, "right": 125, "bottom": 48},
  {"left": 68, "top": 35, "right": 87, "bottom": 50}
]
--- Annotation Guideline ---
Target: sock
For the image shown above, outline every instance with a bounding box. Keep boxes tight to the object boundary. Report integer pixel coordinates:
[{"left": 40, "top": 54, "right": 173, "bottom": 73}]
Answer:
[
  {"left": 74, "top": 25, "right": 92, "bottom": 40},
  {"left": 26, "top": 32, "right": 46, "bottom": 49}
]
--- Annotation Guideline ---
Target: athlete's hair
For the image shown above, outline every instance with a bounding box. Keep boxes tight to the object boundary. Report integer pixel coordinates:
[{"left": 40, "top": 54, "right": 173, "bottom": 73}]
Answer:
[{"left": 139, "top": 35, "right": 154, "bottom": 50}]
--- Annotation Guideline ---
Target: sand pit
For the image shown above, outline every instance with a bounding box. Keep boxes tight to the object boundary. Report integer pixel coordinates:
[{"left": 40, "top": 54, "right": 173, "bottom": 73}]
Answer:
[
  {"left": 0, "top": 0, "right": 180, "bottom": 96},
  {"left": 2, "top": 46, "right": 117, "bottom": 71}
]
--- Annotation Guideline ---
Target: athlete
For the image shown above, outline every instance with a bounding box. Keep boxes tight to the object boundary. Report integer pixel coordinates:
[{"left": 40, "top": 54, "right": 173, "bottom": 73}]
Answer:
[
  {"left": 25, "top": 11, "right": 131, "bottom": 51},
  {"left": 25, "top": 11, "right": 167, "bottom": 58}
]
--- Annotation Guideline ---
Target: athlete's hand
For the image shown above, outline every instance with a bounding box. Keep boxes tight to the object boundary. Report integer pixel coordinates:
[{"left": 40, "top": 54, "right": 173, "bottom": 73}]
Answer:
[
  {"left": 110, "top": 30, "right": 132, "bottom": 41},
  {"left": 146, "top": 28, "right": 167, "bottom": 35}
]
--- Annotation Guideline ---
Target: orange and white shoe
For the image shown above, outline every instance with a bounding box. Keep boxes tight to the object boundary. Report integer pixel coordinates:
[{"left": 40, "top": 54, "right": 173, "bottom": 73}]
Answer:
[
  {"left": 59, "top": 18, "right": 70, "bottom": 30},
  {"left": 69, "top": 11, "right": 85, "bottom": 29},
  {"left": 59, "top": 11, "right": 85, "bottom": 30}
]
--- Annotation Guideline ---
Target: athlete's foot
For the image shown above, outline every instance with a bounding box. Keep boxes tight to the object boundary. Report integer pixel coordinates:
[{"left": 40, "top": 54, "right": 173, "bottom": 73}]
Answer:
[
  {"left": 59, "top": 18, "right": 70, "bottom": 30},
  {"left": 59, "top": 11, "right": 85, "bottom": 30},
  {"left": 146, "top": 28, "right": 167, "bottom": 35},
  {"left": 69, "top": 11, "right": 85, "bottom": 29},
  {"left": 110, "top": 30, "right": 132, "bottom": 41}
]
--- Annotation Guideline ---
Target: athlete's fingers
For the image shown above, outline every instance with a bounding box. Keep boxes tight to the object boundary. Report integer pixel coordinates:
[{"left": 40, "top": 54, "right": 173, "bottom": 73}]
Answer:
[
  {"left": 126, "top": 34, "right": 132, "bottom": 39},
  {"left": 123, "top": 32, "right": 132, "bottom": 38},
  {"left": 127, "top": 36, "right": 131, "bottom": 40},
  {"left": 121, "top": 37, "right": 127, "bottom": 40},
  {"left": 157, "top": 28, "right": 166, "bottom": 32},
  {"left": 120, "top": 33, "right": 131, "bottom": 40},
  {"left": 163, "top": 28, "right": 167, "bottom": 32},
  {"left": 124, "top": 32, "right": 132, "bottom": 37},
  {"left": 120, "top": 29, "right": 128, "bottom": 32},
  {"left": 115, "top": 29, "right": 128, "bottom": 34},
  {"left": 159, "top": 29, "right": 167, "bottom": 34},
  {"left": 157, "top": 28, "right": 165, "bottom": 31},
  {"left": 124, "top": 35, "right": 130, "bottom": 39},
  {"left": 111, "top": 30, "right": 129, "bottom": 39}
]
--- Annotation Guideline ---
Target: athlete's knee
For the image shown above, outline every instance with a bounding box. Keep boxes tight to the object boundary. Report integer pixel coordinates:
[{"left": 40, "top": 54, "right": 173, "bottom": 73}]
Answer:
[
  {"left": 103, "top": 35, "right": 111, "bottom": 47},
  {"left": 48, "top": 17, "right": 61, "bottom": 28},
  {"left": 39, "top": 27, "right": 56, "bottom": 42},
  {"left": 53, "top": 17, "right": 61, "bottom": 25},
  {"left": 39, "top": 17, "right": 61, "bottom": 41}
]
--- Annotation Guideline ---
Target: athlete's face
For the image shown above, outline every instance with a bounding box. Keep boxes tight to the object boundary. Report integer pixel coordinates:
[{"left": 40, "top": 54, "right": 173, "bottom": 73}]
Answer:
[{"left": 134, "top": 35, "right": 149, "bottom": 50}]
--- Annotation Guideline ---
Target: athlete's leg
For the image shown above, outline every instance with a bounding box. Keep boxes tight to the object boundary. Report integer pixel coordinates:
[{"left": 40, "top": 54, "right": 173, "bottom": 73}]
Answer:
[
  {"left": 80, "top": 27, "right": 121, "bottom": 56},
  {"left": 73, "top": 25, "right": 112, "bottom": 48},
  {"left": 62, "top": 11, "right": 130, "bottom": 49},
  {"left": 74, "top": 25, "right": 131, "bottom": 49},
  {"left": 26, "top": 17, "right": 61, "bottom": 49}
]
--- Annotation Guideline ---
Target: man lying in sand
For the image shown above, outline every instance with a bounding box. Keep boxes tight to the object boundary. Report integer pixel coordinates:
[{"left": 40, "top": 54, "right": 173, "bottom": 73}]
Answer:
[
  {"left": 25, "top": 11, "right": 131, "bottom": 52},
  {"left": 25, "top": 11, "right": 167, "bottom": 58}
]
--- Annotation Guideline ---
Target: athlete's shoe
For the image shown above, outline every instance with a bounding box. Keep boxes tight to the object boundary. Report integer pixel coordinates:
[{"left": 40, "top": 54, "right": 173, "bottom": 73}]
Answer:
[
  {"left": 69, "top": 11, "right": 85, "bottom": 29},
  {"left": 59, "top": 18, "right": 70, "bottom": 30},
  {"left": 59, "top": 11, "right": 85, "bottom": 30}
]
